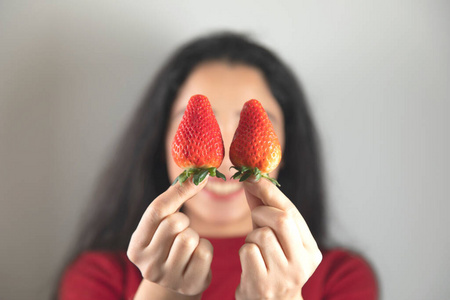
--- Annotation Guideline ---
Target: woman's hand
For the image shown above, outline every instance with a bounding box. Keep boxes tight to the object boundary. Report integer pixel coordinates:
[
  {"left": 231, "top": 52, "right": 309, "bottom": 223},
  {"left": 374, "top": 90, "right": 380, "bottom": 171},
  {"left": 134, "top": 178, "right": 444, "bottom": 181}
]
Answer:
[
  {"left": 127, "top": 178, "right": 213, "bottom": 298},
  {"left": 235, "top": 179, "right": 323, "bottom": 300}
]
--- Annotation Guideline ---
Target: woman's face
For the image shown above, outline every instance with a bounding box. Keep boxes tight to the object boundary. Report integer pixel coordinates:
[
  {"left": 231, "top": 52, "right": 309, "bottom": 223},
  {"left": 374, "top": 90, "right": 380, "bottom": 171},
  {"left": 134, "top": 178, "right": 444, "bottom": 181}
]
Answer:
[{"left": 165, "top": 61, "right": 285, "bottom": 237}]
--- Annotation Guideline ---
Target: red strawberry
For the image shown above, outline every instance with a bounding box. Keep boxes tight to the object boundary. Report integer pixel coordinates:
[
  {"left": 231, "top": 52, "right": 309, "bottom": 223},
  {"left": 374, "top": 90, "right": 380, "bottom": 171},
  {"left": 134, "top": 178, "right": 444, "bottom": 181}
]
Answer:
[
  {"left": 229, "top": 99, "right": 282, "bottom": 186},
  {"left": 171, "top": 94, "right": 226, "bottom": 185}
]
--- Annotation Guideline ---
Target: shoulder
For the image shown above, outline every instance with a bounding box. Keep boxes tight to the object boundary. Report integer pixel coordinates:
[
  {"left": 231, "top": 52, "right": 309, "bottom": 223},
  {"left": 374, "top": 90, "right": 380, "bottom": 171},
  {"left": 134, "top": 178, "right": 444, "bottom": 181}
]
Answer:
[
  {"left": 63, "top": 251, "right": 128, "bottom": 281},
  {"left": 59, "top": 251, "right": 141, "bottom": 300},
  {"left": 321, "top": 248, "right": 376, "bottom": 276},
  {"left": 69, "top": 251, "right": 126, "bottom": 267},
  {"left": 303, "top": 248, "right": 378, "bottom": 300}
]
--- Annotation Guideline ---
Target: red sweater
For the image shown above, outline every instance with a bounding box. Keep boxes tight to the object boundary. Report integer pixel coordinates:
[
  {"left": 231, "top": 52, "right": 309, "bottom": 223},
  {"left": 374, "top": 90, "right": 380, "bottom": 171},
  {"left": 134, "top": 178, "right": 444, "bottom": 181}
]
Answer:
[{"left": 59, "top": 236, "right": 377, "bottom": 300}]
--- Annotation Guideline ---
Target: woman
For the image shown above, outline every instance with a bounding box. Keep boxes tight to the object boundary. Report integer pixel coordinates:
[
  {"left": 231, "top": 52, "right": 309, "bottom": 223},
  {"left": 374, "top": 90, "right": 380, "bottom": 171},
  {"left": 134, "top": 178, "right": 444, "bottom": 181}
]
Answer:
[{"left": 56, "top": 32, "right": 377, "bottom": 299}]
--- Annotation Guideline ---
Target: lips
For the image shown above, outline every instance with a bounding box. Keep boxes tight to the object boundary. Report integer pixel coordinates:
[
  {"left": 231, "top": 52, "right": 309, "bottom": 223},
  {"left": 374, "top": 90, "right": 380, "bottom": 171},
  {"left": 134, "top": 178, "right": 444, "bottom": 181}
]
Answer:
[{"left": 204, "top": 179, "right": 243, "bottom": 199}]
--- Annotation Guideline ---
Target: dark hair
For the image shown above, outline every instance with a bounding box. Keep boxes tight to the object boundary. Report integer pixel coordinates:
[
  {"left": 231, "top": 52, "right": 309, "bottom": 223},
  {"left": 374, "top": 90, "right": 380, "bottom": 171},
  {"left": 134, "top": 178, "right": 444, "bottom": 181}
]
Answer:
[{"left": 53, "top": 31, "right": 327, "bottom": 297}]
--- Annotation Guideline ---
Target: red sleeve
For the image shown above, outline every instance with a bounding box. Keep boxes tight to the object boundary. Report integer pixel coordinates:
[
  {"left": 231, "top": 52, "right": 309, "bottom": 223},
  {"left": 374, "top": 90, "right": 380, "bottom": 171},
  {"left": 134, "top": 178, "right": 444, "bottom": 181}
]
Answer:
[
  {"left": 302, "top": 249, "right": 378, "bottom": 300},
  {"left": 59, "top": 252, "right": 126, "bottom": 300}
]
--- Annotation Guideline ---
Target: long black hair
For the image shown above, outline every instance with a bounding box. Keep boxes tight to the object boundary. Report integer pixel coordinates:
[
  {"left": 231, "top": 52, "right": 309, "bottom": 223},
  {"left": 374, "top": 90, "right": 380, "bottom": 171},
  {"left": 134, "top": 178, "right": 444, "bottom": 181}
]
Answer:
[{"left": 53, "top": 31, "right": 327, "bottom": 296}]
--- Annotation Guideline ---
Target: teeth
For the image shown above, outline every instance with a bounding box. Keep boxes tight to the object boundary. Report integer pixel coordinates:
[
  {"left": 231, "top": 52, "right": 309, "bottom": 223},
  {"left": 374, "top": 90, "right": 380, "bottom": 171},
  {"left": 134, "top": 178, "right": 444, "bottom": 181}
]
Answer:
[{"left": 206, "top": 180, "right": 242, "bottom": 195}]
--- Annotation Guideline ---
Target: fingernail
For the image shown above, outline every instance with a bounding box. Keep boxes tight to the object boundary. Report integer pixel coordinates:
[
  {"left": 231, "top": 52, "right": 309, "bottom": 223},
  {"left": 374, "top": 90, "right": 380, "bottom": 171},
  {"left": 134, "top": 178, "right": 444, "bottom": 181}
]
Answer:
[
  {"left": 247, "top": 175, "right": 260, "bottom": 183},
  {"left": 197, "top": 174, "right": 209, "bottom": 186}
]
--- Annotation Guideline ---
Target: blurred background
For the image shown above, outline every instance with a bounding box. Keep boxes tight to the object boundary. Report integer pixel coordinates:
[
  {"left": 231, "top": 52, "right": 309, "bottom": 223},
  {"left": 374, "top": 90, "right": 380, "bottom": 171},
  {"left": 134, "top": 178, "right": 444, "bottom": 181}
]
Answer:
[{"left": 1, "top": 1, "right": 449, "bottom": 299}]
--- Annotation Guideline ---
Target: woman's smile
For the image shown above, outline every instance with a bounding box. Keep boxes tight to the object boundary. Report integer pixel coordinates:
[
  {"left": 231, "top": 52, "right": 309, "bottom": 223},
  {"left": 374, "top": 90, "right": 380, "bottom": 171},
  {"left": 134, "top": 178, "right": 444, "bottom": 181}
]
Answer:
[{"left": 203, "top": 178, "right": 244, "bottom": 200}]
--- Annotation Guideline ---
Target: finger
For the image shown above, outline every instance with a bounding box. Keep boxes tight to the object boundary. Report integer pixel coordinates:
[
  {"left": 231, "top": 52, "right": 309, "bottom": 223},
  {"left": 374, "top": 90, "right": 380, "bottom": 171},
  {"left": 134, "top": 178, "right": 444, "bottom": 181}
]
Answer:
[
  {"left": 245, "top": 227, "right": 287, "bottom": 271},
  {"left": 165, "top": 227, "right": 200, "bottom": 278},
  {"left": 251, "top": 206, "right": 302, "bottom": 261},
  {"left": 239, "top": 243, "right": 267, "bottom": 277},
  {"left": 252, "top": 206, "right": 322, "bottom": 271},
  {"left": 130, "top": 177, "right": 208, "bottom": 248},
  {"left": 243, "top": 178, "right": 294, "bottom": 211},
  {"left": 145, "top": 212, "right": 190, "bottom": 263},
  {"left": 244, "top": 179, "right": 317, "bottom": 250},
  {"left": 153, "top": 176, "right": 209, "bottom": 213},
  {"left": 244, "top": 186, "right": 264, "bottom": 212},
  {"left": 184, "top": 238, "right": 214, "bottom": 289}
]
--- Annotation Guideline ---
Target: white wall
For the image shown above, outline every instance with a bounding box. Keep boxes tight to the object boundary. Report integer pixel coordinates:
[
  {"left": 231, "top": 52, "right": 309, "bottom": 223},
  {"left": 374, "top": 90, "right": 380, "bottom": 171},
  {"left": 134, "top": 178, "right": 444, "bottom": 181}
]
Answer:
[{"left": 1, "top": 1, "right": 449, "bottom": 299}]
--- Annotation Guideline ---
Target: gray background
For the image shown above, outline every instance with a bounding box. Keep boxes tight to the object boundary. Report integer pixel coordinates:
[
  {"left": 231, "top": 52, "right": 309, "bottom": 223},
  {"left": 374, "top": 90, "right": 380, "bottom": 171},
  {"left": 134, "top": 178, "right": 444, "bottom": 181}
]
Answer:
[{"left": 1, "top": 1, "right": 449, "bottom": 299}]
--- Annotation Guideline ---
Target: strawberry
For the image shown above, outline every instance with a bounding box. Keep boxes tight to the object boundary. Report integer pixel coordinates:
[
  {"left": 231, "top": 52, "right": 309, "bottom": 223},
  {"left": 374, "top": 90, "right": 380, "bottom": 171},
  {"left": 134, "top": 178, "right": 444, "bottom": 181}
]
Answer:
[
  {"left": 229, "top": 99, "right": 282, "bottom": 186},
  {"left": 171, "top": 94, "right": 226, "bottom": 185}
]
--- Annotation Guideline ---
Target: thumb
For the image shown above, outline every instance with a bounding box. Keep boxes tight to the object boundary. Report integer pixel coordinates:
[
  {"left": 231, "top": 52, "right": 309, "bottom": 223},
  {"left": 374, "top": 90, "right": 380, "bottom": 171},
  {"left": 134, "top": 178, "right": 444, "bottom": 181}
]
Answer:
[
  {"left": 154, "top": 175, "right": 209, "bottom": 214},
  {"left": 243, "top": 179, "right": 264, "bottom": 211}
]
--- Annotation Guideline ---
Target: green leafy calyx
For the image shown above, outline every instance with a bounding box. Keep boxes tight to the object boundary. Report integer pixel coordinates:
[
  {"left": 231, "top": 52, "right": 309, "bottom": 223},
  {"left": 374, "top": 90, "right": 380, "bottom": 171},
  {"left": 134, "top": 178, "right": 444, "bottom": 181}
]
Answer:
[
  {"left": 229, "top": 166, "right": 280, "bottom": 187},
  {"left": 172, "top": 167, "right": 226, "bottom": 186}
]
